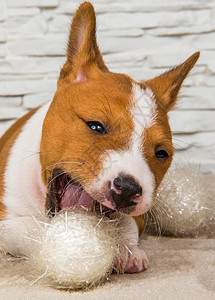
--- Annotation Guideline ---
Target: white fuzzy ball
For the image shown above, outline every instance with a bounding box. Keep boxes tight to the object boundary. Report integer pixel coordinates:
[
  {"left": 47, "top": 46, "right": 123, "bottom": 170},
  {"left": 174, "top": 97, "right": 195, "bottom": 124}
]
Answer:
[
  {"left": 30, "top": 210, "right": 119, "bottom": 289},
  {"left": 152, "top": 167, "right": 210, "bottom": 237}
]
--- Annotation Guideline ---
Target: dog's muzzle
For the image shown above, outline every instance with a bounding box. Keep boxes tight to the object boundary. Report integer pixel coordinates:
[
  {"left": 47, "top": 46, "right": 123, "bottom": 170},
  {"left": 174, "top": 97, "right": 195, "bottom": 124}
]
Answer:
[{"left": 105, "top": 175, "right": 143, "bottom": 214}]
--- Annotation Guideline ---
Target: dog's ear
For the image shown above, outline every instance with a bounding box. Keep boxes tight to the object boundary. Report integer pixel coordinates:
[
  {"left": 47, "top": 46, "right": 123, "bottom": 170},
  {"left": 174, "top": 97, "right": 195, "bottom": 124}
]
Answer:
[
  {"left": 144, "top": 52, "right": 200, "bottom": 112},
  {"left": 60, "top": 2, "right": 108, "bottom": 82}
]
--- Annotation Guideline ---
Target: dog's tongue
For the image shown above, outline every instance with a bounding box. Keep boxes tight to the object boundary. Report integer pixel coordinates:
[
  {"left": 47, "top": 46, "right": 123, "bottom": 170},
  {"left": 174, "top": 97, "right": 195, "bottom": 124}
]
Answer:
[{"left": 59, "top": 183, "right": 95, "bottom": 212}]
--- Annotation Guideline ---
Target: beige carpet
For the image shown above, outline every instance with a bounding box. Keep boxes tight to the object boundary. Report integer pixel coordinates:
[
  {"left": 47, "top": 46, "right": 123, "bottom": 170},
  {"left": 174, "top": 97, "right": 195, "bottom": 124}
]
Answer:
[
  {"left": 0, "top": 174, "right": 214, "bottom": 300},
  {"left": 0, "top": 236, "right": 214, "bottom": 300}
]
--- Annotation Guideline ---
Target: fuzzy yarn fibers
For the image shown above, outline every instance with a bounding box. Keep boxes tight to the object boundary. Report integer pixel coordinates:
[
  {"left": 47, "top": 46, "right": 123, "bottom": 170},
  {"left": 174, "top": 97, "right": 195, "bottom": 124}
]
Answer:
[
  {"left": 30, "top": 210, "right": 119, "bottom": 289},
  {"left": 153, "top": 167, "right": 214, "bottom": 237}
]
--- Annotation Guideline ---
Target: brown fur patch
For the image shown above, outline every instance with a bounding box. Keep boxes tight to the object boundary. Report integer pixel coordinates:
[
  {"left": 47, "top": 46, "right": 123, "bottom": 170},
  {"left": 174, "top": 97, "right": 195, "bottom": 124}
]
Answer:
[
  {"left": 135, "top": 215, "right": 145, "bottom": 235},
  {"left": 59, "top": 2, "right": 108, "bottom": 84},
  {"left": 40, "top": 71, "right": 134, "bottom": 188}
]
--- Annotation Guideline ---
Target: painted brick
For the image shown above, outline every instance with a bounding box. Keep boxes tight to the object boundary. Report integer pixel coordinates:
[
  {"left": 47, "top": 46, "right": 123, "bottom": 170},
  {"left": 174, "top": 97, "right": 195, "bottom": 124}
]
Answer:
[
  {"left": 104, "top": 51, "right": 147, "bottom": 67},
  {"left": 0, "top": 97, "right": 22, "bottom": 107},
  {"left": 193, "top": 32, "right": 215, "bottom": 50},
  {"left": 169, "top": 110, "right": 215, "bottom": 133},
  {"left": 0, "top": 0, "right": 6, "bottom": 21},
  {"left": 0, "top": 25, "right": 7, "bottom": 42},
  {"left": 8, "top": 15, "right": 47, "bottom": 37},
  {"left": 0, "top": 57, "right": 65, "bottom": 74},
  {"left": 200, "top": 51, "right": 215, "bottom": 73},
  {"left": 148, "top": 51, "right": 202, "bottom": 68},
  {"left": 183, "top": 87, "right": 215, "bottom": 102},
  {"left": 0, "top": 44, "right": 7, "bottom": 58},
  {"left": 0, "top": 79, "right": 56, "bottom": 96},
  {"left": 184, "top": 73, "right": 209, "bottom": 87},
  {"left": 151, "top": 24, "right": 215, "bottom": 36},
  {"left": 8, "top": 34, "right": 66, "bottom": 56},
  {"left": 59, "top": 0, "right": 215, "bottom": 14},
  {"left": 173, "top": 132, "right": 215, "bottom": 150},
  {"left": 7, "top": 0, "right": 58, "bottom": 8},
  {"left": 0, "top": 74, "right": 49, "bottom": 81},
  {"left": 109, "top": 66, "right": 166, "bottom": 82},
  {"left": 98, "top": 28, "right": 144, "bottom": 38},
  {"left": 8, "top": 17, "right": 30, "bottom": 35},
  {"left": 0, "top": 107, "right": 28, "bottom": 120},
  {"left": 48, "top": 14, "right": 71, "bottom": 33},
  {"left": 205, "top": 75, "right": 215, "bottom": 87},
  {"left": 0, "top": 120, "right": 14, "bottom": 136},
  {"left": 38, "top": 0, "right": 58, "bottom": 8},
  {"left": 97, "top": 10, "right": 211, "bottom": 31},
  {"left": 177, "top": 95, "right": 215, "bottom": 110},
  {"left": 8, "top": 8, "right": 40, "bottom": 17},
  {"left": 23, "top": 93, "right": 54, "bottom": 109},
  {"left": 99, "top": 34, "right": 183, "bottom": 56},
  {"left": 173, "top": 132, "right": 215, "bottom": 172}
]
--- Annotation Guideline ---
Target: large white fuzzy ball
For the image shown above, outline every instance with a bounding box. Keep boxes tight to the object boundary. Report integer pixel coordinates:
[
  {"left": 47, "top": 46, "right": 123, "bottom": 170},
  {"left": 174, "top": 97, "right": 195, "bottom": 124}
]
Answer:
[
  {"left": 152, "top": 167, "right": 211, "bottom": 237},
  {"left": 149, "top": 167, "right": 207, "bottom": 236},
  {"left": 31, "top": 210, "right": 119, "bottom": 289}
]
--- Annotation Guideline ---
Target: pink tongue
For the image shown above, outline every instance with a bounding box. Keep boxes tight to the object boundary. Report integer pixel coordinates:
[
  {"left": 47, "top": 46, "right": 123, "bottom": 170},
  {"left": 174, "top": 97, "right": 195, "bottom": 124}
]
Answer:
[{"left": 59, "top": 183, "right": 95, "bottom": 212}]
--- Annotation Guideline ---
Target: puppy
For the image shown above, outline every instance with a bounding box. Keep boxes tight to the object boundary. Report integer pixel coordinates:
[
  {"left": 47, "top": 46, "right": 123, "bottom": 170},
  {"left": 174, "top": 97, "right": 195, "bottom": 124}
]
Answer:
[{"left": 0, "top": 2, "right": 199, "bottom": 273}]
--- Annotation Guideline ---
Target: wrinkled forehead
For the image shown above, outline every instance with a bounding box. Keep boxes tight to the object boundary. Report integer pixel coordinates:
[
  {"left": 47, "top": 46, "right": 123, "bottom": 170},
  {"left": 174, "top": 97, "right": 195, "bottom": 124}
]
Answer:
[
  {"left": 87, "top": 75, "right": 158, "bottom": 124},
  {"left": 65, "top": 73, "right": 159, "bottom": 139}
]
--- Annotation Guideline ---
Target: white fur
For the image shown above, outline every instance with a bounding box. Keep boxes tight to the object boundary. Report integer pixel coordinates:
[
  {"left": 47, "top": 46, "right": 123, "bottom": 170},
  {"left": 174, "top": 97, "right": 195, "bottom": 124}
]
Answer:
[
  {"left": 2, "top": 102, "right": 51, "bottom": 254},
  {"left": 0, "top": 216, "right": 42, "bottom": 256},
  {"left": 118, "top": 214, "right": 139, "bottom": 246},
  {"left": 92, "top": 150, "right": 154, "bottom": 215},
  {"left": 130, "top": 84, "right": 157, "bottom": 152}
]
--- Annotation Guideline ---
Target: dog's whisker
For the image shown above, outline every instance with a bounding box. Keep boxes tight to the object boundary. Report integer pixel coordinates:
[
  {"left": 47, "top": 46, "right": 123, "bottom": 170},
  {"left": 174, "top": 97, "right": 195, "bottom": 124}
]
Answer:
[
  {"left": 41, "top": 155, "right": 85, "bottom": 174},
  {"left": 21, "top": 151, "right": 41, "bottom": 161},
  {"left": 46, "top": 171, "right": 68, "bottom": 188},
  {"left": 148, "top": 207, "right": 162, "bottom": 238},
  {"left": 46, "top": 172, "right": 87, "bottom": 191}
]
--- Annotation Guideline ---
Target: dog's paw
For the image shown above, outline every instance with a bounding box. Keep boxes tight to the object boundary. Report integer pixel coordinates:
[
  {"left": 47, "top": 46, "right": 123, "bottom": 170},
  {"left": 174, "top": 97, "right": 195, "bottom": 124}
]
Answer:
[
  {"left": 124, "top": 246, "right": 148, "bottom": 273},
  {"left": 115, "top": 245, "right": 148, "bottom": 274}
]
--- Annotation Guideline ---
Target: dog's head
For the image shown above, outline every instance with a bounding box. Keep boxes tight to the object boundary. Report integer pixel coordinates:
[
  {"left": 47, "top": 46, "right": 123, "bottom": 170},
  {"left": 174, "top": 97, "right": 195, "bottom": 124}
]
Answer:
[{"left": 40, "top": 2, "right": 199, "bottom": 217}]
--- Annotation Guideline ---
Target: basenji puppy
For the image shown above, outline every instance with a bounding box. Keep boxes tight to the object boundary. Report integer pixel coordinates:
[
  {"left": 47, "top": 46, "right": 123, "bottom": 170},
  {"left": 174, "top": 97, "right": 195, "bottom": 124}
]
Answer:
[{"left": 0, "top": 2, "right": 199, "bottom": 273}]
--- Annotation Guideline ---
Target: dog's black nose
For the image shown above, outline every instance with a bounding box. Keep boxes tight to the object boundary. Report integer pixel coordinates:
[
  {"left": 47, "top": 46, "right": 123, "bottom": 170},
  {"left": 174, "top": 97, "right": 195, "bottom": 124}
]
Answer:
[
  {"left": 111, "top": 176, "right": 142, "bottom": 211},
  {"left": 113, "top": 177, "right": 142, "bottom": 197}
]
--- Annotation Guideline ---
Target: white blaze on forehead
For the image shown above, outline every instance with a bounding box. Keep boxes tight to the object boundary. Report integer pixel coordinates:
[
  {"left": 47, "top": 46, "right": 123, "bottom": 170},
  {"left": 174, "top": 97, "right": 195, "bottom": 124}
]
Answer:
[
  {"left": 90, "top": 84, "right": 157, "bottom": 215},
  {"left": 130, "top": 84, "right": 157, "bottom": 151}
]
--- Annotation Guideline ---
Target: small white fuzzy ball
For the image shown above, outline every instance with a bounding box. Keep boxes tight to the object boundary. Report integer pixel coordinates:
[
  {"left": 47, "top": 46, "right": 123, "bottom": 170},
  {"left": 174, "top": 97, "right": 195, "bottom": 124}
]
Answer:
[
  {"left": 153, "top": 167, "right": 209, "bottom": 237},
  {"left": 30, "top": 210, "right": 119, "bottom": 289}
]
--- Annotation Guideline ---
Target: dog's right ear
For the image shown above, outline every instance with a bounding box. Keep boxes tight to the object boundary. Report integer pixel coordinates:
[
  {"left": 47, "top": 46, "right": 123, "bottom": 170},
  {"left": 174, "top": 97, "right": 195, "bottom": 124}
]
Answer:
[
  {"left": 59, "top": 2, "right": 108, "bottom": 83},
  {"left": 144, "top": 52, "right": 200, "bottom": 112}
]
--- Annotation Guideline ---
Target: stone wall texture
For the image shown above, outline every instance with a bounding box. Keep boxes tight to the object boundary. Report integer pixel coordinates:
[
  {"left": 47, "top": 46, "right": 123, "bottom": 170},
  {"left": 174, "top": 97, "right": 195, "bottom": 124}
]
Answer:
[{"left": 0, "top": 0, "right": 215, "bottom": 172}]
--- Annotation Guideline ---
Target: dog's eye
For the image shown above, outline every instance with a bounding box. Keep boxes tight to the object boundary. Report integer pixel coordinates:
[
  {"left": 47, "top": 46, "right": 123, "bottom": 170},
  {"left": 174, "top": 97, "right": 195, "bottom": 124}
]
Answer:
[
  {"left": 86, "top": 121, "right": 106, "bottom": 135},
  {"left": 155, "top": 146, "right": 169, "bottom": 161}
]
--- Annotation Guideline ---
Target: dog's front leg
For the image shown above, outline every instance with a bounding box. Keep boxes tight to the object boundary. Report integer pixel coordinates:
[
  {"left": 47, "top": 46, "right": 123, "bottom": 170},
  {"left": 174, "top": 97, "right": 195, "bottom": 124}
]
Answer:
[{"left": 115, "top": 215, "right": 148, "bottom": 273}]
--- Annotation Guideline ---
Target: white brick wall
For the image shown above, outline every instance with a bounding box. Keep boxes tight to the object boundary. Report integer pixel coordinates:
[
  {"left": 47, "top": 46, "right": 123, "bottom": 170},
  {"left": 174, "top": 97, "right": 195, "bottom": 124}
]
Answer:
[{"left": 0, "top": 0, "right": 215, "bottom": 173}]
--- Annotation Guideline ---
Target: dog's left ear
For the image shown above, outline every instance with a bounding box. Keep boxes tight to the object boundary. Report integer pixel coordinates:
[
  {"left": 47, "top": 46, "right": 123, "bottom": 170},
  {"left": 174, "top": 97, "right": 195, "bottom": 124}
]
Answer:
[
  {"left": 144, "top": 52, "right": 200, "bottom": 112},
  {"left": 60, "top": 2, "right": 108, "bottom": 82}
]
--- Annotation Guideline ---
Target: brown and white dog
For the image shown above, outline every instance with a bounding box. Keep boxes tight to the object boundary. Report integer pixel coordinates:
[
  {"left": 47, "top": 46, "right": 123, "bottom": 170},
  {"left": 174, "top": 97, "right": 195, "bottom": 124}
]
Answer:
[{"left": 0, "top": 2, "right": 199, "bottom": 273}]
